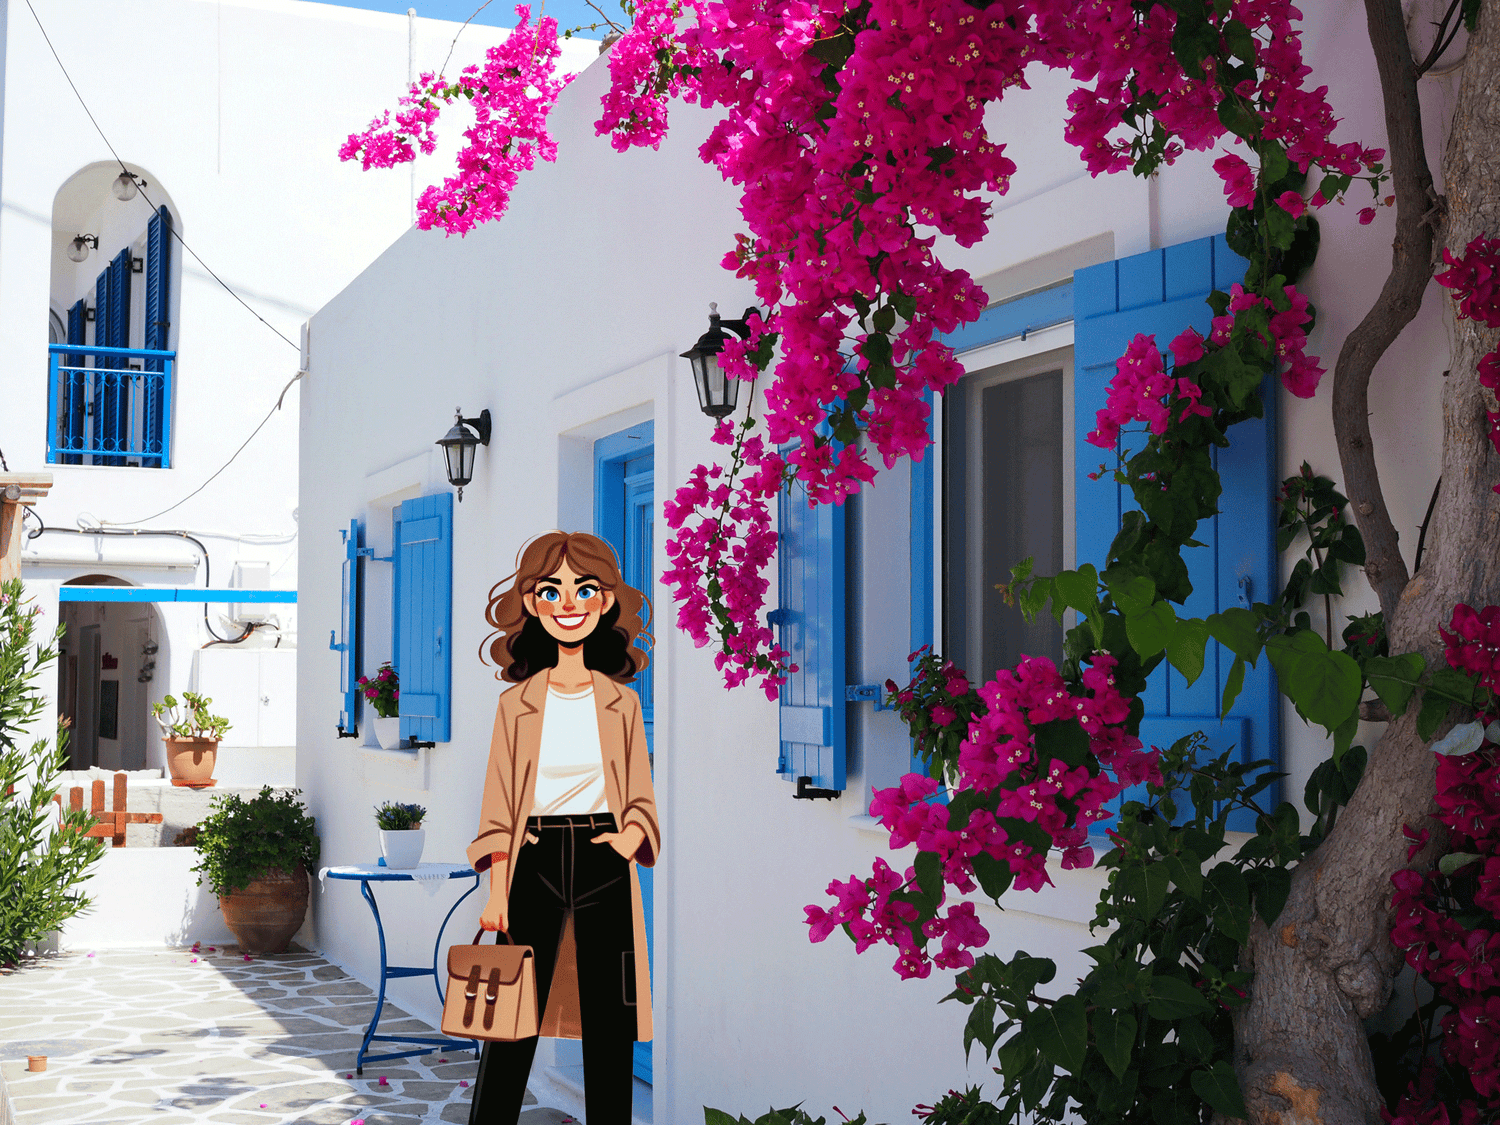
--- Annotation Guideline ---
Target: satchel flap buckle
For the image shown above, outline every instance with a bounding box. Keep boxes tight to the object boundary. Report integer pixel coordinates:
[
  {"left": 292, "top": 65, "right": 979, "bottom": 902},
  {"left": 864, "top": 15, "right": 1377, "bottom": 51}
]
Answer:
[
  {"left": 484, "top": 966, "right": 502, "bottom": 1005},
  {"left": 464, "top": 963, "right": 482, "bottom": 1000}
]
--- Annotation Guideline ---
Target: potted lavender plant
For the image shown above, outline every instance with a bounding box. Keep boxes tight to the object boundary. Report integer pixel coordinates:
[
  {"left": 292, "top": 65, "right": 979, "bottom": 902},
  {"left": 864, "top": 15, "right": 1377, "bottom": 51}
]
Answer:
[{"left": 374, "top": 800, "right": 427, "bottom": 869}]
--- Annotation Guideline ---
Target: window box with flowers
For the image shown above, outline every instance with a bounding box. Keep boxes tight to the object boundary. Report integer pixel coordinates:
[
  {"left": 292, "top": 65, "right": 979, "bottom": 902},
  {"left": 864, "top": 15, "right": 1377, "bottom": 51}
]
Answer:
[{"left": 359, "top": 662, "right": 401, "bottom": 750}]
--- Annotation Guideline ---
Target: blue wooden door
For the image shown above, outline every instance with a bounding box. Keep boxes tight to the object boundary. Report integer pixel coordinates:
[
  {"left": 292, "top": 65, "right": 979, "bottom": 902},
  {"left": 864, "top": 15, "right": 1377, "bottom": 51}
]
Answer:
[{"left": 594, "top": 420, "right": 655, "bottom": 1084}]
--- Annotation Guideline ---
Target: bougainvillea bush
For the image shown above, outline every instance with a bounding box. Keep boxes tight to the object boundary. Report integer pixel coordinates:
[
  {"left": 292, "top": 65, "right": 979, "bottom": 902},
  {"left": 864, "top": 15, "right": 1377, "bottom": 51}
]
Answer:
[{"left": 342, "top": 0, "right": 1496, "bottom": 1119}]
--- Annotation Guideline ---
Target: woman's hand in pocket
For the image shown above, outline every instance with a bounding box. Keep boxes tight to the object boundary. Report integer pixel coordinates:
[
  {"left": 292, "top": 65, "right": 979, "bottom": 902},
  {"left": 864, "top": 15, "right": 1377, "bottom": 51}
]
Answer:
[{"left": 591, "top": 822, "right": 645, "bottom": 861}]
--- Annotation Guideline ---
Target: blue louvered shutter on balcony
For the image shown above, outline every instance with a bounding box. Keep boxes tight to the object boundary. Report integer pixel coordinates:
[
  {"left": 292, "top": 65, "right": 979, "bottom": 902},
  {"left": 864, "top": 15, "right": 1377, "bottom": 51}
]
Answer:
[
  {"left": 143, "top": 207, "right": 172, "bottom": 468},
  {"left": 62, "top": 299, "right": 87, "bottom": 465},
  {"left": 96, "top": 249, "right": 132, "bottom": 466},
  {"left": 396, "top": 492, "right": 453, "bottom": 743},
  {"left": 774, "top": 474, "right": 846, "bottom": 792},
  {"left": 337, "top": 519, "right": 364, "bottom": 732},
  {"left": 1074, "top": 234, "right": 1278, "bottom": 832},
  {"left": 93, "top": 267, "right": 111, "bottom": 464}
]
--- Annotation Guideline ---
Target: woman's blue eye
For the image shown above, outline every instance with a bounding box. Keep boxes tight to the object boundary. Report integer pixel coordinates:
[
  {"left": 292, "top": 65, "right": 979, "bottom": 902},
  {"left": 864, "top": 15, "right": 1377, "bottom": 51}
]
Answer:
[
  {"left": 578, "top": 585, "right": 599, "bottom": 601},
  {"left": 539, "top": 588, "right": 560, "bottom": 602}
]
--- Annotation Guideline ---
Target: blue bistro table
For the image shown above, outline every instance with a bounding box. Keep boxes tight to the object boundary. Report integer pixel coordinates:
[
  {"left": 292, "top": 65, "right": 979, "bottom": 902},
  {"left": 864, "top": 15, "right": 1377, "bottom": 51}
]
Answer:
[{"left": 319, "top": 862, "right": 483, "bottom": 1074}]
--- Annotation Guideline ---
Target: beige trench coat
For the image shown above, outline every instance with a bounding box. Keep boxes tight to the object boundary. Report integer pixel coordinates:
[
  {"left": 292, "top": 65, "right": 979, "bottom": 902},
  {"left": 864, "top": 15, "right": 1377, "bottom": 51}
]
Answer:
[{"left": 465, "top": 669, "right": 660, "bottom": 1041}]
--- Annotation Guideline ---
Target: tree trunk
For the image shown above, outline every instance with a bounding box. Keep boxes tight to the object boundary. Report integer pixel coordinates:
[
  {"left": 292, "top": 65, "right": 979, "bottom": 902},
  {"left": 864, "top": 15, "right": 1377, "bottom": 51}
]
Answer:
[{"left": 1232, "top": 3, "right": 1500, "bottom": 1123}]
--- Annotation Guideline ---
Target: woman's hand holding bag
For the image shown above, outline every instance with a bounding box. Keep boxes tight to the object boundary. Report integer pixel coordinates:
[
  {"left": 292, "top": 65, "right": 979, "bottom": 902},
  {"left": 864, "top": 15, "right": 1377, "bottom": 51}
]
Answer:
[{"left": 441, "top": 929, "right": 539, "bottom": 1042}]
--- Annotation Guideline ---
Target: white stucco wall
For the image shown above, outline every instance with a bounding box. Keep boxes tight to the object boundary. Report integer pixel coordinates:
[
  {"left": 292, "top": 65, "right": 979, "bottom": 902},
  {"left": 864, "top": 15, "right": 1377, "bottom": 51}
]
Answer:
[
  {"left": 300, "top": 4, "right": 1463, "bottom": 1122},
  {"left": 2, "top": 0, "right": 596, "bottom": 775}
]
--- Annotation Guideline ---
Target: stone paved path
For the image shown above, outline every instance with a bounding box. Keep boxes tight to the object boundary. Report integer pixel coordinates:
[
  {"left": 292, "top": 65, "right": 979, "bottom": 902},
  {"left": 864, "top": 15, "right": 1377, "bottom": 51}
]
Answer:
[{"left": 0, "top": 945, "right": 568, "bottom": 1125}]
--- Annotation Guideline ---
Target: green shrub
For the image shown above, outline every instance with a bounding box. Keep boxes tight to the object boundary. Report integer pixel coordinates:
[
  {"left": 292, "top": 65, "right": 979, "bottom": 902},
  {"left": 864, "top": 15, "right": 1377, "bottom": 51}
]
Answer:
[
  {"left": 0, "top": 578, "right": 107, "bottom": 966},
  {"left": 190, "top": 786, "right": 320, "bottom": 897}
]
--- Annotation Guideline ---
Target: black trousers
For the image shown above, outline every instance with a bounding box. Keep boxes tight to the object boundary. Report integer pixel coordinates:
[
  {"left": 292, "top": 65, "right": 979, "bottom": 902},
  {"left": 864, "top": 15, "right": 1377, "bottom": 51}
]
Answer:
[{"left": 469, "top": 813, "right": 638, "bottom": 1125}]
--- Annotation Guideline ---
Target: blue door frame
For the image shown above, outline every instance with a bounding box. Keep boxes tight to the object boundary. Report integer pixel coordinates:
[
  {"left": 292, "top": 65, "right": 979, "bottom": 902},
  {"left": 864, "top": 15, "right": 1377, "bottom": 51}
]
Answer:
[{"left": 594, "top": 419, "right": 655, "bottom": 1084}]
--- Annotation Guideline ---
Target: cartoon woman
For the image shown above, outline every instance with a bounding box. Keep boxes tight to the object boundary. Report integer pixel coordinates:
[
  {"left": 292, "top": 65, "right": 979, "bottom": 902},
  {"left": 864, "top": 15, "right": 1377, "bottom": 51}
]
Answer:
[{"left": 465, "top": 531, "right": 658, "bottom": 1125}]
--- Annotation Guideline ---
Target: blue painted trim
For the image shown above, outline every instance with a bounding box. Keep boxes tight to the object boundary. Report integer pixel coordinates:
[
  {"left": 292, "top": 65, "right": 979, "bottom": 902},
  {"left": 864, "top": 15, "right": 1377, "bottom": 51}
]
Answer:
[
  {"left": 58, "top": 587, "right": 296, "bottom": 603},
  {"left": 47, "top": 344, "right": 176, "bottom": 360},
  {"left": 940, "top": 281, "right": 1073, "bottom": 356}
]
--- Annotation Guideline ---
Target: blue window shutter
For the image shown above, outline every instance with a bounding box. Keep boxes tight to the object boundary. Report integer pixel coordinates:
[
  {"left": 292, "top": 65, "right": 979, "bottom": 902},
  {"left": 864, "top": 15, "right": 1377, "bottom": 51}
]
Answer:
[
  {"left": 97, "top": 249, "right": 132, "bottom": 465},
  {"left": 337, "top": 519, "right": 364, "bottom": 732},
  {"left": 909, "top": 389, "right": 936, "bottom": 780},
  {"left": 61, "top": 299, "right": 87, "bottom": 465},
  {"left": 396, "top": 492, "right": 454, "bottom": 743},
  {"left": 93, "top": 267, "right": 110, "bottom": 465},
  {"left": 775, "top": 470, "right": 846, "bottom": 792},
  {"left": 1074, "top": 234, "right": 1278, "bottom": 831},
  {"left": 143, "top": 207, "right": 172, "bottom": 468}
]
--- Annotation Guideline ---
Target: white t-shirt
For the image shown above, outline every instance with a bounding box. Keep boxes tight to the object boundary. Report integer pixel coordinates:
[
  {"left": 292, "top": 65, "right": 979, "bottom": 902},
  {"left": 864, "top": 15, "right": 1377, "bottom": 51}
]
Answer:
[{"left": 531, "top": 685, "right": 607, "bottom": 816}]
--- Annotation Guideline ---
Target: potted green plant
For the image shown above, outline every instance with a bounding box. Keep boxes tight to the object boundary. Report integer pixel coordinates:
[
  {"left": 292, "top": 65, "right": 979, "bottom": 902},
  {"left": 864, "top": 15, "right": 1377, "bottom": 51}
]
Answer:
[
  {"left": 358, "top": 662, "right": 401, "bottom": 750},
  {"left": 191, "top": 785, "right": 320, "bottom": 954},
  {"left": 151, "top": 691, "right": 231, "bottom": 787},
  {"left": 374, "top": 800, "right": 426, "bottom": 869}
]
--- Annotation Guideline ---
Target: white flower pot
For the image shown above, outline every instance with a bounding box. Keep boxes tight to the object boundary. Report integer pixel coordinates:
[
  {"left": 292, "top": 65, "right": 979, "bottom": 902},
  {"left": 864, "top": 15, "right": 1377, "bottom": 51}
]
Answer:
[
  {"left": 372, "top": 716, "right": 402, "bottom": 751},
  {"left": 379, "top": 828, "right": 425, "bottom": 869}
]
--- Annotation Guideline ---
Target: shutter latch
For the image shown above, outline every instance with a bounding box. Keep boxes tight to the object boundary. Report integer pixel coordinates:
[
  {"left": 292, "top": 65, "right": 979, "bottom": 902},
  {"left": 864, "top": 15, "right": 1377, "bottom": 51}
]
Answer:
[{"left": 845, "top": 683, "right": 891, "bottom": 711}]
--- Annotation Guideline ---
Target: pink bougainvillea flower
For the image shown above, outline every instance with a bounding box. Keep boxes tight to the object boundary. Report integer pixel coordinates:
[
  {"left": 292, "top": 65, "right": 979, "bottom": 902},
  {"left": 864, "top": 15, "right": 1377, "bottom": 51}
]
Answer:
[
  {"left": 459, "top": 1080, "right": 470, "bottom": 1088},
  {"left": 1275, "top": 190, "right": 1306, "bottom": 218},
  {"left": 1358, "top": 207, "right": 1377, "bottom": 225},
  {"left": 1212, "top": 153, "right": 1256, "bottom": 208}
]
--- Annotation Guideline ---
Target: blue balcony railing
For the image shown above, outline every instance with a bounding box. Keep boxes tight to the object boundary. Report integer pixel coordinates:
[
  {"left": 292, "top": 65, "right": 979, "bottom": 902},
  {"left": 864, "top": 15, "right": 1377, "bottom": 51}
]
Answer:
[{"left": 47, "top": 344, "right": 175, "bottom": 468}]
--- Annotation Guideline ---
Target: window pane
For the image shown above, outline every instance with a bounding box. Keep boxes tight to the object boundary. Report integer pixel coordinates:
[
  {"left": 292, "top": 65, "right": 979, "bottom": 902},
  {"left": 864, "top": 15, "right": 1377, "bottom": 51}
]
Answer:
[{"left": 944, "top": 368, "right": 1064, "bottom": 684}]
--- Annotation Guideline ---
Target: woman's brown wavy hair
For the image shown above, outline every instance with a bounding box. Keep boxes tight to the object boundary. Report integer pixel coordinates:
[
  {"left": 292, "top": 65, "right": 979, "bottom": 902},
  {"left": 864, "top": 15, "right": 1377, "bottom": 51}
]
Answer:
[{"left": 481, "top": 531, "right": 652, "bottom": 684}]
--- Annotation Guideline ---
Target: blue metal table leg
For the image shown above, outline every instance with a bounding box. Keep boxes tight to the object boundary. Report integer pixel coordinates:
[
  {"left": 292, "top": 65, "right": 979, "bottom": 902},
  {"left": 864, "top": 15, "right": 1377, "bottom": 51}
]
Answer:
[
  {"left": 355, "top": 879, "right": 389, "bottom": 1075},
  {"left": 431, "top": 874, "right": 482, "bottom": 1058}
]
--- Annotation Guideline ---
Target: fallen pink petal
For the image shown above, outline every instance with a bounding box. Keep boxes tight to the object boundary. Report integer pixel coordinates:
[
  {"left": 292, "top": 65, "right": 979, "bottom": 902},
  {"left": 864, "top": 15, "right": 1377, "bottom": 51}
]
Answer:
[
  {"left": 459, "top": 1080, "right": 469, "bottom": 1087},
  {"left": 378, "top": 1076, "right": 388, "bottom": 1085}
]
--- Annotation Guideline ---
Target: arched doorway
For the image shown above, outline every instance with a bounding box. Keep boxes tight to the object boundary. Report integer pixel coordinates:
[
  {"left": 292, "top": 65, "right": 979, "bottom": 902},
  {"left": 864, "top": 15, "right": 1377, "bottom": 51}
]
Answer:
[{"left": 58, "top": 575, "right": 165, "bottom": 771}]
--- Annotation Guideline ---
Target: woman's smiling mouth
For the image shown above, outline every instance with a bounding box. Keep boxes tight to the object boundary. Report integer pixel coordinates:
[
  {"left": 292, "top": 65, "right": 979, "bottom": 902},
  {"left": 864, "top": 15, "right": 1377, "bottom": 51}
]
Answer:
[{"left": 553, "top": 613, "right": 589, "bottom": 629}]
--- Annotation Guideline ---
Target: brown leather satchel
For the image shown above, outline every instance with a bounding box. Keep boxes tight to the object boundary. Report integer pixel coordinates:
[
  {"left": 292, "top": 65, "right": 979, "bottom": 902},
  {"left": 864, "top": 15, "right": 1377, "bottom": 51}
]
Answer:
[{"left": 441, "top": 929, "right": 539, "bottom": 1042}]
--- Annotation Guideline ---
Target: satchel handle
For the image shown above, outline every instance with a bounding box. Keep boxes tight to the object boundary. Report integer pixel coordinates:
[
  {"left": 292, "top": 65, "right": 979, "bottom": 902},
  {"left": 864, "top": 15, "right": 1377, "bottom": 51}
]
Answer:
[{"left": 471, "top": 927, "right": 518, "bottom": 945}]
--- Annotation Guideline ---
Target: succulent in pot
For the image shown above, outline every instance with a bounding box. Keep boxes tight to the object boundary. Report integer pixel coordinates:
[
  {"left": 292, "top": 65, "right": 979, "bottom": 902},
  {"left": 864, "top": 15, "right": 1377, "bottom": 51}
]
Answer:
[
  {"left": 375, "top": 800, "right": 427, "bottom": 869},
  {"left": 191, "top": 786, "right": 320, "bottom": 954},
  {"left": 151, "top": 692, "right": 231, "bottom": 786}
]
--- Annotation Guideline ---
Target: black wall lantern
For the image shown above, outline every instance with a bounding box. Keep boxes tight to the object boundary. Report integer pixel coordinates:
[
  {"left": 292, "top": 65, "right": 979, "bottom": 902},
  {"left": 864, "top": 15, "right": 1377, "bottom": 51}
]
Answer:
[
  {"left": 681, "top": 303, "right": 760, "bottom": 419},
  {"left": 435, "top": 407, "right": 492, "bottom": 501}
]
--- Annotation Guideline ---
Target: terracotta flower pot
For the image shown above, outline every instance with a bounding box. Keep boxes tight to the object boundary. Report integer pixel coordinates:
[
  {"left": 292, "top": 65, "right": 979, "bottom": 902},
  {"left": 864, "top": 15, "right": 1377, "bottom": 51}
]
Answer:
[
  {"left": 164, "top": 736, "right": 218, "bottom": 786},
  {"left": 219, "top": 863, "right": 309, "bottom": 954}
]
